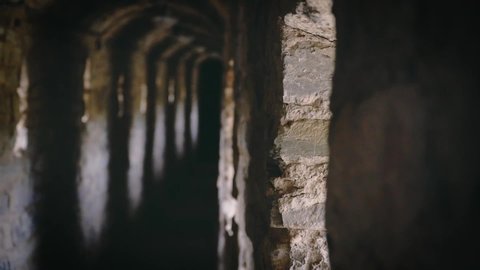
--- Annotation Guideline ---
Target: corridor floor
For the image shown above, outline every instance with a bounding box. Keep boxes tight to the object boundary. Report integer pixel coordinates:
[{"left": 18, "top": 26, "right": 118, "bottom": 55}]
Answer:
[{"left": 93, "top": 157, "right": 218, "bottom": 270}]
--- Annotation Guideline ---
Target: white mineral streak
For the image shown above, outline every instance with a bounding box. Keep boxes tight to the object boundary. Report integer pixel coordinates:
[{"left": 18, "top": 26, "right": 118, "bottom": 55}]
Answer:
[
  {"left": 127, "top": 112, "right": 145, "bottom": 213},
  {"left": 190, "top": 61, "right": 200, "bottom": 149},
  {"left": 79, "top": 117, "right": 108, "bottom": 244},
  {"left": 235, "top": 100, "right": 254, "bottom": 270},
  {"left": 175, "top": 62, "right": 187, "bottom": 157},
  {"left": 153, "top": 63, "right": 167, "bottom": 179},
  {"left": 13, "top": 62, "right": 28, "bottom": 157},
  {"left": 217, "top": 59, "right": 237, "bottom": 236}
]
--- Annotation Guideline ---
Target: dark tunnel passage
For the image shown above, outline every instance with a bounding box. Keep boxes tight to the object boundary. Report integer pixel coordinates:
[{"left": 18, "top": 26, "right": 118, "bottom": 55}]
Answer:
[
  {"left": 28, "top": 41, "right": 225, "bottom": 270},
  {"left": 19, "top": 2, "right": 227, "bottom": 269},
  {"left": 92, "top": 57, "right": 223, "bottom": 270}
]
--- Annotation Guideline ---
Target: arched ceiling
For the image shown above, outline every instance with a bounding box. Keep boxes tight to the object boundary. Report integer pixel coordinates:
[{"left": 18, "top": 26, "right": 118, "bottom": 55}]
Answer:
[
  {"left": 82, "top": 0, "right": 224, "bottom": 60},
  {"left": 87, "top": 2, "right": 222, "bottom": 39},
  {"left": 25, "top": 0, "right": 226, "bottom": 50}
]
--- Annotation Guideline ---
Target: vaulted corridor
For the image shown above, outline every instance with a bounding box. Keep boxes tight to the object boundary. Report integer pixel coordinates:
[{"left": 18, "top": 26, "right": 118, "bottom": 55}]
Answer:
[
  {"left": 1, "top": 0, "right": 480, "bottom": 270},
  {"left": 2, "top": 1, "right": 228, "bottom": 269},
  {"left": 88, "top": 59, "right": 223, "bottom": 270}
]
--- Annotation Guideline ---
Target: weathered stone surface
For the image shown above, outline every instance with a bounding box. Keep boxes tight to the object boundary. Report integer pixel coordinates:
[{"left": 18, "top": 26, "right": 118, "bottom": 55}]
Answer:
[
  {"left": 268, "top": 0, "right": 335, "bottom": 268},
  {"left": 0, "top": 142, "right": 32, "bottom": 268},
  {"left": 0, "top": 11, "right": 32, "bottom": 270},
  {"left": 268, "top": 228, "right": 330, "bottom": 270},
  {"left": 289, "top": 230, "right": 329, "bottom": 269},
  {"left": 283, "top": 104, "right": 331, "bottom": 123},
  {"left": 271, "top": 161, "right": 328, "bottom": 229},
  {"left": 284, "top": 1, "right": 335, "bottom": 43},
  {"left": 274, "top": 162, "right": 328, "bottom": 195},
  {"left": 283, "top": 46, "right": 334, "bottom": 105},
  {"left": 280, "top": 203, "right": 324, "bottom": 229},
  {"left": 275, "top": 120, "right": 329, "bottom": 160}
]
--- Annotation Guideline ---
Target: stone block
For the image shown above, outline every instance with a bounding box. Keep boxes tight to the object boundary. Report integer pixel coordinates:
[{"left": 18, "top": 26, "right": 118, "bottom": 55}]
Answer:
[
  {"left": 289, "top": 229, "right": 330, "bottom": 269},
  {"left": 283, "top": 104, "right": 331, "bottom": 123},
  {"left": 271, "top": 161, "right": 328, "bottom": 230},
  {"left": 283, "top": 46, "right": 335, "bottom": 105},
  {"left": 280, "top": 203, "right": 325, "bottom": 229},
  {"left": 284, "top": 1, "right": 336, "bottom": 42},
  {"left": 274, "top": 162, "right": 328, "bottom": 195},
  {"left": 275, "top": 120, "right": 329, "bottom": 160}
]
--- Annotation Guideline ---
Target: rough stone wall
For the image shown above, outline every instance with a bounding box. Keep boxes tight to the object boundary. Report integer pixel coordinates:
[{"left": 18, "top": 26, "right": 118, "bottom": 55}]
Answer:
[
  {"left": 268, "top": 1, "right": 335, "bottom": 269},
  {"left": 0, "top": 9, "right": 34, "bottom": 270},
  {"left": 231, "top": 0, "right": 335, "bottom": 269}
]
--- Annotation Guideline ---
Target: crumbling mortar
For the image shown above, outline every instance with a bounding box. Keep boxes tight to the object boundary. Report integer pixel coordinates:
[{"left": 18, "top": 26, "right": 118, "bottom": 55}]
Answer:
[{"left": 283, "top": 25, "right": 335, "bottom": 44}]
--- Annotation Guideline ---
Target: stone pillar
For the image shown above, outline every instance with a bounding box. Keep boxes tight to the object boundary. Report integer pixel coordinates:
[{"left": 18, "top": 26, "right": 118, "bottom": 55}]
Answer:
[
  {"left": 174, "top": 53, "right": 188, "bottom": 159},
  {"left": 183, "top": 55, "right": 196, "bottom": 165},
  {"left": 0, "top": 9, "right": 33, "bottom": 270},
  {"left": 26, "top": 27, "right": 87, "bottom": 270},
  {"left": 127, "top": 49, "right": 147, "bottom": 213},
  {"left": 189, "top": 55, "right": 203, "bottom": 152},
  {"left": 77, "top": 42, "right": 111, "bottom": 247},
  {"left": 104, "top": 43, "right": 132, "bottom": 242},
  {"left": 234, "top": 0, "right": 337, "bottom": 268},
  {"left": 163, "top": 46, "right": 192, "bottom": 196},
  {"left": 142, "top": 45, "right": 158, "bottom": 198},
  {"left": 152, "top": 61, "right": 167, "bottom": 180},
  {"left": 269, "top": 1, "right": 335, "bottom": 269}
]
